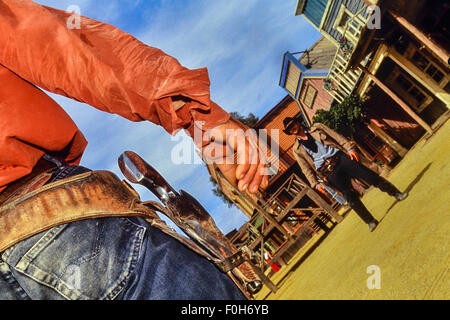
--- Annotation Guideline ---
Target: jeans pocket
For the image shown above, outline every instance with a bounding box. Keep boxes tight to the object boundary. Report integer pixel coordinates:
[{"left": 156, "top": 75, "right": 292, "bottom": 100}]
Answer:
[{"left": 7, "top": 217, "right": 145, "bottom": 300}]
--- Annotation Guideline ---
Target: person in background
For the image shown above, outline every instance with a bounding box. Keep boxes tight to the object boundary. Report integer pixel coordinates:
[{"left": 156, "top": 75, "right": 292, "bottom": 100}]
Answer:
[{"left": 283, "top": 117, "right": 408, "bottom": 232}]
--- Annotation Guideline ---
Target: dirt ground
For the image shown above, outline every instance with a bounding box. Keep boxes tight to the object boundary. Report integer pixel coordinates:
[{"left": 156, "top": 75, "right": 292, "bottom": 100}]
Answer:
[{"left": 256, "top": 118, "right": 450, "bottom": 300}]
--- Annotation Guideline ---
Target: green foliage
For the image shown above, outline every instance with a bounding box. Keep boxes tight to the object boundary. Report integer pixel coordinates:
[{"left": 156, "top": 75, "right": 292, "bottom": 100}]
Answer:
[
  {"left": 312, "top": 94, "right": 367, "bottom": 138},
  {"left": 209, "top": 176, "right": 235, "bottom": 208},
  {"left": 230, "top": 112, "right": 259, "bottom": 128}
]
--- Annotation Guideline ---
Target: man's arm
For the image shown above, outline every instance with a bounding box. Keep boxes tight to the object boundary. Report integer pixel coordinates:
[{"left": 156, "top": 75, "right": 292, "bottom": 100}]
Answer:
[
  {"left": 292, "top": 147, "right": 319, "bottom": 189},
  {"left": 0, "top": 0, "right": 229, "bottom": 135},
  {"left": 0, "top": 0, "right": 267, "bottom": 193},
  {"left": 314, "top": 123, "right": 360, "bottom": 161}
]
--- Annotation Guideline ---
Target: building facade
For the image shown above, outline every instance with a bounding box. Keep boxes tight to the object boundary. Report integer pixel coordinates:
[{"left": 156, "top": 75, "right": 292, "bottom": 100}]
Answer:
[
  {"left": 293, "top": 0, "right": 449, "bottom": 155},
  {"left": 205, "top": 0, "right": 449, "bottom": 284},
  {"left": 205, "top": 40, "right": 347, "bottom": 282}
]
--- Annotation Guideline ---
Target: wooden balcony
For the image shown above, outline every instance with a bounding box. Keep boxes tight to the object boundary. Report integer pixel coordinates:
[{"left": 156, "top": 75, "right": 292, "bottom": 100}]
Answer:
[{"left": 326, "top": 6, "right": 372, "bottom": 103}]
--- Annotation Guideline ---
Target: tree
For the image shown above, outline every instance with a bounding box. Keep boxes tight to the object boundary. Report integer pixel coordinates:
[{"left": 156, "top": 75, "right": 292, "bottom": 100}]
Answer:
[
  {"left": 312, "top": 94, "right": 368, "bottom": 139},
  {"left": 209, "top": 176, "right": 235, "bottom": 208},
  {"left": 209, "top": 112, "right": 260, "bottom": 208},
  {"left": 230, "top": 112, "right": 259, "bottom": 128}
]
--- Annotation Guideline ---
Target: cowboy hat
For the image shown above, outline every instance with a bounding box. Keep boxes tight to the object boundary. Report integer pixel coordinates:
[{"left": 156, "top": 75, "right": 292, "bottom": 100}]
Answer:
[{"left": 283, "top": 116, "right": 306, "bottom": 135}]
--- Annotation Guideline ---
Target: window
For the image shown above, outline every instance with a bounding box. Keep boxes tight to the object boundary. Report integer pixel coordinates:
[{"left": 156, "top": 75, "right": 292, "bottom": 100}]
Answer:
[
  {"left": 396, "top": 74, "right": 412, "bottom": 92},
  {"left": 284, "top": 61, "right": 301, "bottom": 97},
  {"left": 396, "top": 74, "right": 427, "bottom": 106},
  {"left": 339, "top": 12, "right": 359, "bottom": 34},
  {"left": 425, "top": 65, "right": 445, "bottom": 83},
  {"left": 411, "top": 52, "right": 429, "bottom": 70},
  {"left": 302, "top": 0, "right": 328, "bottom": 27},
  {"left": 302, "top": 85, "right": 317, "bottom": 108},
  {"left": 387, "top": 70, "right": 433, "bottom": 113},
  {"left": 407, "top": 46, "right": 446, "bottom": 85},
  {"left": 407, "top": 85, "right": 426, "bottom": 105},
  {"left": 339, "top": 12, "right": 351, "bottom": 27}
]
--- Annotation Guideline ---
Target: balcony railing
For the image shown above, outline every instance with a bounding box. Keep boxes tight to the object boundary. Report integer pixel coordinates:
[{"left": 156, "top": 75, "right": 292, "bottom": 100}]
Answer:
[{"left": 326, "top": 6, "right": 372, "bottom": 103}]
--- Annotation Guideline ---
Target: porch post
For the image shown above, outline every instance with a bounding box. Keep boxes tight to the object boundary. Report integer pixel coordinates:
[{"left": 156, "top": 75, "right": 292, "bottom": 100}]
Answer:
[
  {"left": 388, "top": 10, "right": 450, "bottom": 66},
  {"left": 358, "top": 65, "right": 433, "bottom": 134},
  {"left": 385, "top": 46, "right": 450, "bottom": 108},
  {"left": 367, "top": 122, "right": 408, "bottom": 157}
]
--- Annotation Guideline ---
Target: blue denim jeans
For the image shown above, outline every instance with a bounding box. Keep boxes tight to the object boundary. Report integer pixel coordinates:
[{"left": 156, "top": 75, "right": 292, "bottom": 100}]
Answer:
[{"left": 0, "top": 166, "right": 244, "bottom": 300}]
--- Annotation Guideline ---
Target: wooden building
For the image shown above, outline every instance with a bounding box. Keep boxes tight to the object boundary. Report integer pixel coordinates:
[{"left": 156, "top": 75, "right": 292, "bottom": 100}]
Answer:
[
  {"left": 279, "top": 37, "right": 336, "bottom": 127},
  {"left": 293, "top": 0, "right": 449, "bottom": 156},
  {"left": 204, "top": 38, "right": 348, "bottom": 287},
  {"left": 279, "top": 37, "right": 398, "bottom": 172},
  {"left": 205, "top": 0, "right": 449, "bottom": 288}
]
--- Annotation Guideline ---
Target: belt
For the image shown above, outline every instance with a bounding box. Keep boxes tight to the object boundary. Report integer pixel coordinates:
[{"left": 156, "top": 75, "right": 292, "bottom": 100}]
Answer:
[
  {"left": 0, "top": 170, "right": 256, "bottom": 299},
  {"left": 0, "top": 156, "right": 60, "bottom": 206},
  {"left": 318, "top": 153, "right": 340, "bottom": 176}
]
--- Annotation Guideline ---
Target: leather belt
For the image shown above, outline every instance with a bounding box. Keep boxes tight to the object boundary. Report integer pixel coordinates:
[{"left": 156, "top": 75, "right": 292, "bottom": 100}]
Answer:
[
  {"left": 318, "top": 153, "right": 340, "bottom": 177},
  {"left": 0, "top": 170, "right": 255, "bottom": 299},
  {"left": 0, "top": 157, "right": 60, "bottom": 206}
]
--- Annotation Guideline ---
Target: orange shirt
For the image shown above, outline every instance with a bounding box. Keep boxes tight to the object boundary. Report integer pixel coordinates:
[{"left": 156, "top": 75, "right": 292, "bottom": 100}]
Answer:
[{"left": 0, "top": 0, "right": 230, "bottom": 192}]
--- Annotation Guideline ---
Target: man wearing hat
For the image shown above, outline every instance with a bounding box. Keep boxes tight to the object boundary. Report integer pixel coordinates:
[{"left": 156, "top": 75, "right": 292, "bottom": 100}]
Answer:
[{"left": 283, "top": 117, "right": 408, "bottom": 232}]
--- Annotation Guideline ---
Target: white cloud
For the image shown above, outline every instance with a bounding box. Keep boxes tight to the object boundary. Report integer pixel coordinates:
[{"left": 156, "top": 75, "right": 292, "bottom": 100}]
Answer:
[{"left": 136, "top": 0, "right": 318, "bottom": 115}]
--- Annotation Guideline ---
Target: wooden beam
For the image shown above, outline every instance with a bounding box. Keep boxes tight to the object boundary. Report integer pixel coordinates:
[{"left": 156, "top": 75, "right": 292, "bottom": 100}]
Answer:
[
  {"left": 214, "top": 167, "right": 291, "bottom": 238},
  {"left": 251, "top": 200, "right": 292, "bottom": 239},
  {"left": 388, "top": 10, "right": 450, "bottom": 66},
  {"left": 305, "top": 188, "right": 343, "bottom": 223},
  {"left": 367, "top": 122, "right": 408, "bottom": 157},
  {"left": 247, "top": 260, "right": 278, "bottom": 293},
  {"left": 263, "top": 238, "right": 295, "bottom": 269},
  {"left": 277, "top": 188, "right": 308, "bottom": 222},
  {"left": 358, "top": 66, "right": 433, "bottom": 134},
  {"left": 385, "top": 46, "right": 450, "bottom": 107}
]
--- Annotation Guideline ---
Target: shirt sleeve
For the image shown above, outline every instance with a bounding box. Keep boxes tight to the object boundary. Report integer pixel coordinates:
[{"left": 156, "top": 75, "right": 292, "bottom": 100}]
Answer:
[
  {"left": 292, "top": 142, "right": 319, "bottom": 188},
  {"left": 0, "top": 0, "right": 230, "bottom": 135}
]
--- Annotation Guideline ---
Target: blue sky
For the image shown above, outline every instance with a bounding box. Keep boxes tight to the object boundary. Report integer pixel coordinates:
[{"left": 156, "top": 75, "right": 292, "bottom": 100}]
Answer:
[{"left": 33, "top": 0, "right": 321, "bottom": 233}]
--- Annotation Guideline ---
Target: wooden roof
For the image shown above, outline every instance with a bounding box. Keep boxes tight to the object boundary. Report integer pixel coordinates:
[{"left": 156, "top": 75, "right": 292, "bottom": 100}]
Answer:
[
  {"left": 257, "top": 37, "right": 336, "bottom": 129},
  {"left": 298, "top": 36, "right": 337, "bottom": 70}
]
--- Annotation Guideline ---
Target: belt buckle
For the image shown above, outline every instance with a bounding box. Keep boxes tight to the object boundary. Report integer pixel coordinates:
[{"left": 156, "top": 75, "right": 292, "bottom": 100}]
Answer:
[{"left": 322, "top": 157, "right": 335, "bottom": 173}]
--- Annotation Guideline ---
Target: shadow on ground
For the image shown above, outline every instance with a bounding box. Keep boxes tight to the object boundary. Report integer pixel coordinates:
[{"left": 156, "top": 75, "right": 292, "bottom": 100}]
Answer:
[
  {"left": 380, "top": 162, "right": 432, "bottom": 221},
  {"left": 271, "top": 162, "right": 433, "bottom": 290},
  {"left": 264, "top": 225, "right": 336, "bottom": 293}
]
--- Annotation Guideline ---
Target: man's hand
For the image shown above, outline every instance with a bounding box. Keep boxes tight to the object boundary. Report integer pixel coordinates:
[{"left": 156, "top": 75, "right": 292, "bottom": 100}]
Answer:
[
  {"left": 316, "top": 184, "right": 328, "bottom": 196},
  {"left": 199, "top": 118, "right": 269, "bottom": 194},
  {"left": 348, "top": 150, "right": 359, "bottom": 162}
]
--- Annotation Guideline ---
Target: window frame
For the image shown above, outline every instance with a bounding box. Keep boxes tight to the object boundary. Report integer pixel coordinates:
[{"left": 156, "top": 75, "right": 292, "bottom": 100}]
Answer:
[
  {"left": 302, "top": 84, "right": 318, "bottom": 109},
  {"left": 386, "top": 68, "right": 433, "bottom": 113},
  {"left": 333, "top": 4, "right": 360, "bottom": 45},
  {"left": 284, "top": 61, "right": 301, "bottom": 97},
  {"left": 405, "top": 44, "right": 448, "bottom": 86}
]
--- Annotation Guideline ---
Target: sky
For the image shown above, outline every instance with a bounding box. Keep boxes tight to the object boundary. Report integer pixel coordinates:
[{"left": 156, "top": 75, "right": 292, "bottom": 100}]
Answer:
[{"left": 33, "top": 0, "right": 321, "bottom": 234}]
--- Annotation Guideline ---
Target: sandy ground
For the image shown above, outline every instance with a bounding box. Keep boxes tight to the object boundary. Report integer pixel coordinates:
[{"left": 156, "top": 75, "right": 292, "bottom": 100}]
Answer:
[{"left": 256, "top": 118, "right": 450, "bottom": 300}]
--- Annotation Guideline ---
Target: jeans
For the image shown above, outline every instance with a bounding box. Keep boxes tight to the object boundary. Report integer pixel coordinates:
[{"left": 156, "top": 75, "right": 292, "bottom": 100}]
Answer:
[
  {"left": 0, "top": 166, "right": 244, "bottom": 300},
  {"left": 327, "top": 152, "right": 400, "bottom": 224}
]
